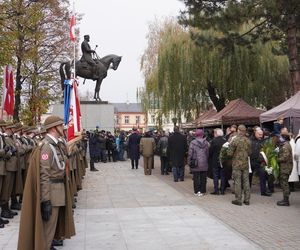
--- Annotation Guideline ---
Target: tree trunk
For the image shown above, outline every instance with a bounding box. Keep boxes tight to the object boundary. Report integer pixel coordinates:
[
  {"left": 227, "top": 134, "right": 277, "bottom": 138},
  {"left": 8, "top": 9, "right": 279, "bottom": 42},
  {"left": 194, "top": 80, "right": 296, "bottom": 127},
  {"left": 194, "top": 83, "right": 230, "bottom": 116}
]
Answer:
[
  {"left": 287, "top": 14, "right": 300, "bottom": 94},
  {"left": 207, "top": 81, "right": 225, "bottom": 112}
]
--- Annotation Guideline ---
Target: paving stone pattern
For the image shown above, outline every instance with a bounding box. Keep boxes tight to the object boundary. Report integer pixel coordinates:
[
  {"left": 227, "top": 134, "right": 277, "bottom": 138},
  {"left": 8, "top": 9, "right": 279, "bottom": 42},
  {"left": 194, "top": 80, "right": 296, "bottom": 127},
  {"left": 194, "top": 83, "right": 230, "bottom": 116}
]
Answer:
[{"left": 0, "top": 157, "right": 299, "bottom": 249}]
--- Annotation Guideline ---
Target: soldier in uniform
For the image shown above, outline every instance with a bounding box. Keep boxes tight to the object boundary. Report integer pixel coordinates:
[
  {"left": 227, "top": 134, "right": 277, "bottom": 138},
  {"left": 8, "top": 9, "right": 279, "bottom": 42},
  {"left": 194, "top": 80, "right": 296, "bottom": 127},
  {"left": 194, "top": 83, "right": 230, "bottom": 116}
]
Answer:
[
  {"left": 227, "top": 125, "right": 252, "bottom": 206},
  {"left": 80, "top": 34, "right": 98, "bottom": 79},
  {"left": 277, "top": 134, "right": 293, "bottom": 206},
  {"left": 1, "top": 123, "right": 18, "bottom": 218},
  {"left": 39, "top": 116, "right": 68, "bottom": 249},
  {"left": 0, "top": 120, "right": 10, "bottom": 228},
  {"left": 11, "top": 123, "right": 27, "bottom": 211},
  {"left": 18, "top": 115, "right": 75, "bottom": 250}
]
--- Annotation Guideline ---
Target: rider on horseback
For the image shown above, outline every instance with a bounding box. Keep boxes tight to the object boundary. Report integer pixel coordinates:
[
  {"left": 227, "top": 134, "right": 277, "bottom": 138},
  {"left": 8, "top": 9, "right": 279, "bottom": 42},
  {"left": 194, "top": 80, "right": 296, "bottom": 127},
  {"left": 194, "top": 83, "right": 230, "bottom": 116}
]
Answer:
[{"left": 80, "top": 35, "right": 99, "bottom": 79}]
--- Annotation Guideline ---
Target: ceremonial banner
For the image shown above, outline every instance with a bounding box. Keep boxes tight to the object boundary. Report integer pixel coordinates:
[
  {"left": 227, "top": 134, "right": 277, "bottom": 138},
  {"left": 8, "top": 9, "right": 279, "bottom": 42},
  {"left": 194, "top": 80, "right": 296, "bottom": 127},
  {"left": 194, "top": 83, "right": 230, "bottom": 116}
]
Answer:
[
  {"left": 69, "top": 14, "right": 75, "bottom": 42},
  {"left": 2, "top": 65, "right": 14, "bottom": 117},
  {"left": 63, "top": 79, "right": 81, "bottom": 141}
]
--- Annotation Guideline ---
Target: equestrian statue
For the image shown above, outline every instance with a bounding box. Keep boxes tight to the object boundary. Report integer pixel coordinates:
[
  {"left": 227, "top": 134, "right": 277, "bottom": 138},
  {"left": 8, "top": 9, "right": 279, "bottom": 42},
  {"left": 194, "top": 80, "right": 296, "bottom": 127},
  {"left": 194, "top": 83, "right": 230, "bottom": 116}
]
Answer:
[{"left": 59, "top": 35, "right": 122, "bottom": 101}]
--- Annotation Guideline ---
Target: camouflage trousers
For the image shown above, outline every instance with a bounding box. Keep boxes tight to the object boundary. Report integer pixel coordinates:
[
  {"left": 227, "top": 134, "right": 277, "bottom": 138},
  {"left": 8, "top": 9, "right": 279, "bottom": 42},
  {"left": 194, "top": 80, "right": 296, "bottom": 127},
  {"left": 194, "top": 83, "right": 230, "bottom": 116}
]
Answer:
[
  {"left": 279, "top": 173, "right": 290, "bottom": 197},
  {"left": 232, "top": 169, "right": 250, "bottom": 203}
]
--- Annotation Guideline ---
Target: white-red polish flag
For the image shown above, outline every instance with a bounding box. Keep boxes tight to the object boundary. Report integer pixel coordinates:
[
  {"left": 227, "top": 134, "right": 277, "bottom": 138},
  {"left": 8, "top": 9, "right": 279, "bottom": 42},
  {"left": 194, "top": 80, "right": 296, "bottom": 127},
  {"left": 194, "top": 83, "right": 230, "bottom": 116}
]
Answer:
[{"left": 69, "top": 14, "right": 75, "bottom": 42}]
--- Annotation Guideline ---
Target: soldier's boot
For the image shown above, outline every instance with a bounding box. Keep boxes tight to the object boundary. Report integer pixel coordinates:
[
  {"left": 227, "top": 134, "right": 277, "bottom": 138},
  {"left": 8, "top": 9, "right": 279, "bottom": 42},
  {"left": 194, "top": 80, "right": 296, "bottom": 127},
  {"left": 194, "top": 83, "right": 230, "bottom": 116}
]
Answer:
[
  {"left": 1, "top": 203, "right": 14, "bottom": 219},
  {"left": 277, "top": 196, "right": 290, "bottom": 206},
  {"left": 52, "top": 239, "right": 64, "bottom": 246},
  {"left": 90, "top": 162, "right": 98, "bottom": 172},
  {"left": 0, "top": 217, "right": 9, "bottom": 225},
  {"left": 19, "top": 195, "right": 23, "bottom": 204},
  {"left": 10, "top": 196, "right": 22, "bottom": 210}
]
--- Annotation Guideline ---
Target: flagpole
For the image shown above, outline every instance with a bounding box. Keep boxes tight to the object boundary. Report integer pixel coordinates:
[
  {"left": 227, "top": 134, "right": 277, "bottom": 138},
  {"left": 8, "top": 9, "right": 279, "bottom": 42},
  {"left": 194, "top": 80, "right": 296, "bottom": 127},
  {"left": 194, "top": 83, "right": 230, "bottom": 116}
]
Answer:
[{"left": 73, "top": 1, "right": 76, "bottom": 80}]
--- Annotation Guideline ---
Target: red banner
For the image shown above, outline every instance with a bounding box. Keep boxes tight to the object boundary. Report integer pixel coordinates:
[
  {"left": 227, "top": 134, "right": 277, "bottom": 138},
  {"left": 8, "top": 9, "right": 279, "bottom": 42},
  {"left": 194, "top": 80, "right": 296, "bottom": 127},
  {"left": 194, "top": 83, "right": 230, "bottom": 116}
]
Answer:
[
  {"left": 69, "top": 14, "right": 75, "bottom": 42},
  {"left": 2, "top": 65, "right": 14, "bottom": 116}
]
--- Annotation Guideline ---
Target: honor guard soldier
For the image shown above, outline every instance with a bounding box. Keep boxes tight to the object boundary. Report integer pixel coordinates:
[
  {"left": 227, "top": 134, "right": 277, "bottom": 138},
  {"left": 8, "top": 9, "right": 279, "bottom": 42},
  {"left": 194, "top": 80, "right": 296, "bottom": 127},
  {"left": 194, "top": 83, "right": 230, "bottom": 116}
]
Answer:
[
  {"left": 0, "top": 120, "right": 11, "bottom": 228},
  {"left": 18, "top": 115, "right": 75, "bottom": 250},
  {"left": 1, "top": 122, "right": 18, "bottom": 219}
]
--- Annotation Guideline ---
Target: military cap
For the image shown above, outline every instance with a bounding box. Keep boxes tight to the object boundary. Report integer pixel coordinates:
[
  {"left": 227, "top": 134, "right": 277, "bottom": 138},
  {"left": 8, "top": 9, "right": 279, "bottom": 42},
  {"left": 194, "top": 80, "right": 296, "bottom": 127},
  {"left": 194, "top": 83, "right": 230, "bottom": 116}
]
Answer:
[
  {"left": 4, "top": 122, "right": 13, "bottom": 128},
  {"left": 238, "top": 124, "right": 247, "bottom": 131},
  {"left": 43, "top": 115, "right": 64, "bottom": 130},
  {"left": 23, "top": 125, "right": 36, "bottom": 133},
  {"left": 6, "top": 122, "right": 21, "bottom": 129},
  {"left": 40, "top": 127, "right": 47, "bottom": 134},
  {"left": 84, "top": 34, "right": 90, "bottom": 39},
  {"left": 0, "top": 119, "right": 7, "bottom": 126},
  {"left": 13, "top": 123, "right": 24, "bottom": 132}
]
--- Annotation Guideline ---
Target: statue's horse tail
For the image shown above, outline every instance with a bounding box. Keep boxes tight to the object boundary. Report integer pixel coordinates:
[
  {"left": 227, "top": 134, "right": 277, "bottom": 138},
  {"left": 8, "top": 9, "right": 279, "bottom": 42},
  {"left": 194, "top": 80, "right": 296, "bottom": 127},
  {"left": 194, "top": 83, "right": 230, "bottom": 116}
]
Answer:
[{"left": 59, "top": 61, "right": 71, "bottom": 91}]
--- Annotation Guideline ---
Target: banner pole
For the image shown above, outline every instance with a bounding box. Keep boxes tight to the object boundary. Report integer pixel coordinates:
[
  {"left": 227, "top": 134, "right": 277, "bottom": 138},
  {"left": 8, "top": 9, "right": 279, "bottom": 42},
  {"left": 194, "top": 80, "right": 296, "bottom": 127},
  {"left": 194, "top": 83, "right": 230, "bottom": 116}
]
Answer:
[{"left": 73, "top": 1, "right": 76, "bottom": 79}]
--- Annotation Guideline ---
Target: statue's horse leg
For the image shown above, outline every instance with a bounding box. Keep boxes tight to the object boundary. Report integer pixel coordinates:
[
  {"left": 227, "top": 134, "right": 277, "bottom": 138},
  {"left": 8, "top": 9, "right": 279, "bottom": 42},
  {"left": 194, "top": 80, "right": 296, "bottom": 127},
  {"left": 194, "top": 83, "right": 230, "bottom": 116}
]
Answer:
[{"left": 94, "top": 78, "right": 103, "bottom": 101}]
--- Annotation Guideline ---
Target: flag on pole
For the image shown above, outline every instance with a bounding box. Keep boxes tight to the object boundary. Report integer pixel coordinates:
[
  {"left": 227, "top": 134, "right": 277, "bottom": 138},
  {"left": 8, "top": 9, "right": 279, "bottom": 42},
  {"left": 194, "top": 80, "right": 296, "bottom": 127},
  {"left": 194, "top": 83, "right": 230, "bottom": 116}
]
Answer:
[
  {"left": 63, "top": 79, "right": 81, "bottom": 141},
  {"left": 2, "top": 65, "right": 14, "bottom": 117},
  {"left": 69, "top": 14, "right": 76, "bottom": 42}
]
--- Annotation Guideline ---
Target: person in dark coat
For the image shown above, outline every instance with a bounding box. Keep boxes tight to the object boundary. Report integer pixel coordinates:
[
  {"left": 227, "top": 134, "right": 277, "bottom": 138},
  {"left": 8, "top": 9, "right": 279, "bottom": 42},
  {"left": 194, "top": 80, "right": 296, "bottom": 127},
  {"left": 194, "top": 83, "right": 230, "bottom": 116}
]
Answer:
[
  {"left": 89, "top": 132, "right": 100, "bottom": 171},
  {"left": 127, "top": 128, "right": 141, "bottom": 169},
  {"left": 188, "top": 129, "right": 209, "bottom": 196},
  {"left": 167, "top": 126, "right": 188, "bottom": 182},
  {"left": 106, "top": 132, "right": 117, "bottom": 162},
  {"left": 118, "top": 131, "right": 126, "bottom": 161},
  {"left": 98, "top": 131, "right": 107, "bottom": 163},
  {"left": 209, "top": 128, "right": 227, "bottom": 195}
]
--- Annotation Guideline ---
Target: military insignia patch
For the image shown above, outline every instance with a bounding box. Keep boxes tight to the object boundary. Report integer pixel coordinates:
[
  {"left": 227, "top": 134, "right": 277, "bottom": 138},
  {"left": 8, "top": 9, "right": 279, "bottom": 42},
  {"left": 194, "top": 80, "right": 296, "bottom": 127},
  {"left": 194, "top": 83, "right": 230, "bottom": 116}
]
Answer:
[{"left": 41, "top": 153, "right": 49, "bottom": 160}]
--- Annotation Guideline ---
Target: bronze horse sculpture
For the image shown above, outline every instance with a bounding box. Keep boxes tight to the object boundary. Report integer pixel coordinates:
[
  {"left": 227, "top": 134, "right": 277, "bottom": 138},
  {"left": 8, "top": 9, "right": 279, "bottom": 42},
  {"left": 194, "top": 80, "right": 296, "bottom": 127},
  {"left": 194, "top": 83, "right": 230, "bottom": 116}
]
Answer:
[{"left": 59, "top": 54, "right": 122, "bottom": 101}]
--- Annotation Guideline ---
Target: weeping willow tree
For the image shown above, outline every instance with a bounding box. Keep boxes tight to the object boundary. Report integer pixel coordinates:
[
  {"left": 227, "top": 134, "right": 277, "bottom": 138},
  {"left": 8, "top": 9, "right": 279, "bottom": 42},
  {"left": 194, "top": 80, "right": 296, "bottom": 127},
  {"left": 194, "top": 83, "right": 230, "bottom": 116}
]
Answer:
[
  {"left": 198, "top": 28, "right": 291, "bottom": 110},
  {"left": 140, "top": 19, "right": 290, "bottom": 125}
]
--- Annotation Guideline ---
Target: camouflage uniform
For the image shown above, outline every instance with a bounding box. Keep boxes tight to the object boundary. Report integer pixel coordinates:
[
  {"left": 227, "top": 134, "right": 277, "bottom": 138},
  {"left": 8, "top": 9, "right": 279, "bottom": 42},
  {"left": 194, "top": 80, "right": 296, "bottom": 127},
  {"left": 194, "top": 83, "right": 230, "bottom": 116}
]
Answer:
[
  {"left": 227, "top": 133, "right": 251, "bottom": 204},
  {"left": 277, "top": 141, "right": 293, "bottom": 198}
]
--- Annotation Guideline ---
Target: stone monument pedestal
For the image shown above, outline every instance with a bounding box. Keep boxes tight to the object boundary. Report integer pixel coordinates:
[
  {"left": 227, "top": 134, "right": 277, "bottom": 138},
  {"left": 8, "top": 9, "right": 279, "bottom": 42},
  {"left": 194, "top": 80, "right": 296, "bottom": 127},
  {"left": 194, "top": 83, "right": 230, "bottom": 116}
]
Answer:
[{"left": 52, "top": 101, "right": 115, "bottom": 132}]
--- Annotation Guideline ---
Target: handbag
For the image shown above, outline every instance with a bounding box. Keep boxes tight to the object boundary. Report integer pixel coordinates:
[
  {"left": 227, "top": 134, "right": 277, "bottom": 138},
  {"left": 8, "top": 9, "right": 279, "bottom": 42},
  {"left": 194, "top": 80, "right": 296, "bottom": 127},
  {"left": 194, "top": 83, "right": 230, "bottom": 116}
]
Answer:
[{"left": 189, "top": 158, "right": 197, "bottom": 168}]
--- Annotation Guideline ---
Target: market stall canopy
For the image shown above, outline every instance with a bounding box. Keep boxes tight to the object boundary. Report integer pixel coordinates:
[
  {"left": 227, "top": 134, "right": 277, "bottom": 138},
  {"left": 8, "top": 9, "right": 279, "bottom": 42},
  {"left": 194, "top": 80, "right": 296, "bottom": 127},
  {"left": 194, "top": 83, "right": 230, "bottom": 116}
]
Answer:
[
  {"left": 195, "top": 109, "right": 217, "bottom": 127},
  {"left": 181, "top": 109, "right": 217, "bottom": 129},
  {"left": 260, "top": 91, "right": 300, "bottom": 134},
  {"left": 260, "top": 91, "right": 300, "bottom": 123},
  {"left": 200, "top": 99, "right": 263, "bottom": 127}
]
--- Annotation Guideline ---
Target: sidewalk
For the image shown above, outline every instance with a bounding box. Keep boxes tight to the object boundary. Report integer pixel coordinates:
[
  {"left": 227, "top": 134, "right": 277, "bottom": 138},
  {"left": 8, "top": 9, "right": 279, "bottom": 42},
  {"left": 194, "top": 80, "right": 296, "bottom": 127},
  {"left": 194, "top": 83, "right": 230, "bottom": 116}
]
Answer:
[
  {"left": 153, "top": 160, "right": 300, "bottom": 250},
  {"left": 0, "top": 158, "right": 261, "bottom": 250}
]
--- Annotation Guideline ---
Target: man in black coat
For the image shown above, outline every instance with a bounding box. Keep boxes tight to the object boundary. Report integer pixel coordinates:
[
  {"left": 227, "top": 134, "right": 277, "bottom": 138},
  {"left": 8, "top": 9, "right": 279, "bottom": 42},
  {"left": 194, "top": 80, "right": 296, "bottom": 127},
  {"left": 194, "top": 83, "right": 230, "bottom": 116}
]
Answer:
[
  {"left": 127, "top": 128, "right": 141, "bottom": 169},
  {"left": 167, "top": 126, "right": 188, "bottom": 182},
  {"left": 249, "top": 128, "right": 271, "bottom": 196},
  {"left": 89, "top": 132, "right": 100, "bottom": 171},
  {"left": 209, "top": 128, "right": 226, "bottom": 195}
]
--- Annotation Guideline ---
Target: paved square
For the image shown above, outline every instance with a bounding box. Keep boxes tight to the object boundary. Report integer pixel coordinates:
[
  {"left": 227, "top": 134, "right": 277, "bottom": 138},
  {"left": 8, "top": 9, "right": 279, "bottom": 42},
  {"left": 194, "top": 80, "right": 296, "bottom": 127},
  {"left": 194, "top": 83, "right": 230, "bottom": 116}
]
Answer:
[{"left": 1, "top": 158, "right": 299, "bottom": 249}]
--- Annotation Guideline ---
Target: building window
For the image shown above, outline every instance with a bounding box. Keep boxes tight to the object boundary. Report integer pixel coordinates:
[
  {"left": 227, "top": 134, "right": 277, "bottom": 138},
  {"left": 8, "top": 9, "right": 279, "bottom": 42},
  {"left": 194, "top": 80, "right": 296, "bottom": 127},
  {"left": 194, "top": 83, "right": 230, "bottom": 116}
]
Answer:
[
  {"left": 125, "top": 116, "right": 129, "bottom": 124},
  {"left": 151, "top": 115, "right": 155, "bottom": 124},
  {"left": 116, "top": 115, "right": 120, "bottom": 124},
  {"left": 136, "top": 116, "right": 140, "bottom": 124}
]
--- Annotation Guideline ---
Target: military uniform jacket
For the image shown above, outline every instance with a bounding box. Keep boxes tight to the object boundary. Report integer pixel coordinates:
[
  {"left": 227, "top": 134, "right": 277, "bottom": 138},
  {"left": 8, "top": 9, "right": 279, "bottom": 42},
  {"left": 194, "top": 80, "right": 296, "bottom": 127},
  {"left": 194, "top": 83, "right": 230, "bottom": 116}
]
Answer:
[
  {"left": 0, "top": 134, "right": 7, "bottom": 175},
  {"left": 227, "top": 135, "right": 251, "bottom": 171},
  {"left": 40, "top": 135, "right": 66, "bottom": 206},
  {"left": 4, "top": 135, "right": 18, "bottom": 171},
  {"left": 277, "top": 141, "right": 293, "bottom": 175}
]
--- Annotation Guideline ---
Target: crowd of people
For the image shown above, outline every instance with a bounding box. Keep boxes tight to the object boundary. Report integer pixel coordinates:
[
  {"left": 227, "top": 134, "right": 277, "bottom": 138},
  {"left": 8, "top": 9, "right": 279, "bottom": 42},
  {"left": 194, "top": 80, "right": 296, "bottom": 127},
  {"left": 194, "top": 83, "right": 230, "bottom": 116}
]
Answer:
[
  {"left": 0, "top": 114, "right": 298, "bottom": 249},
  {"left": 122, "top": 120, "right": 298, "bottom": 207}
]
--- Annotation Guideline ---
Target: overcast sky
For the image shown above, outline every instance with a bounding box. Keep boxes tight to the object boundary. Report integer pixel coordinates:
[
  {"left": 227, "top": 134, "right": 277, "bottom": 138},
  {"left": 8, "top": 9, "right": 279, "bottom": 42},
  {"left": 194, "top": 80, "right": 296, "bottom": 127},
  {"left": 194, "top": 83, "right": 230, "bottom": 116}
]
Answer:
[{"left": 75, "top": 0, "right": 184, "bottom": 103}]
